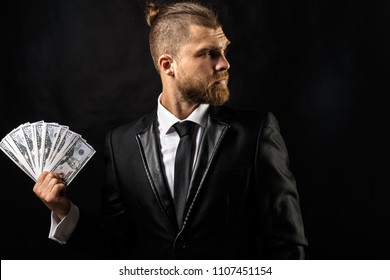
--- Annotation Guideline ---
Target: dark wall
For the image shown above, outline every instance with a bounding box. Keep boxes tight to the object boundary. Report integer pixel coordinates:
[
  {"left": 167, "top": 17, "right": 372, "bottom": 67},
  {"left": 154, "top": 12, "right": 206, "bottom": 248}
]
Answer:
[{"left": 1, "top": 0, "right": 389, "bottom": 259}]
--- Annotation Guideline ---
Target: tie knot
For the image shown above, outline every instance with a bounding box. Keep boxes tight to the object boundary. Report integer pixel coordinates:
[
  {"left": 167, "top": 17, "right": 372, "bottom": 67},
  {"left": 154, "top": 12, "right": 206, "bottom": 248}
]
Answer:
[{"left": 173, "top": 121, "right": 195, "bottom": 137}]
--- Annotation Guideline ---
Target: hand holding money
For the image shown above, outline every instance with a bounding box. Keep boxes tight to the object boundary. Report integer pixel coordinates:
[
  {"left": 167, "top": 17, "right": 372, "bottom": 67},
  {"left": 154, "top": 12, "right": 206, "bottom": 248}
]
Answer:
[
  {"left": 0, "top": 120, "right": 96, "bottom": 185},
  {"left": 33, "top": 171, "right": 71, "bottom": 220}
]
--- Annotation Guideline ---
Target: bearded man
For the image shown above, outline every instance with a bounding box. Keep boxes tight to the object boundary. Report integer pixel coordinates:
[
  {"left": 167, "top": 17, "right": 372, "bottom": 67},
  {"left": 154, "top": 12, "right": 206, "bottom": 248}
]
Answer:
[{"left": 33, "top": 1, "right": 308, "bottom": 259}]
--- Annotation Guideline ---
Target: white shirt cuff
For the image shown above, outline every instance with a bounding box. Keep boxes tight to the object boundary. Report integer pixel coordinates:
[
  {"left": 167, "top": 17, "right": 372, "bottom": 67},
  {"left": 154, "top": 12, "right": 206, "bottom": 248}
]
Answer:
[{"left": 48, "top": 202, "right": 79, "bottom": 245}]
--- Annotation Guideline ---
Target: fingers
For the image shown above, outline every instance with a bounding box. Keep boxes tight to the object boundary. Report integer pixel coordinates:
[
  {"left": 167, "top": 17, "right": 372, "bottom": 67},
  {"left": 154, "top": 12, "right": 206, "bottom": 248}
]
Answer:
[
  {"left": 33, "top": 172, "right": 71, "bottom": 219},
  {"left": 33, "top": 172, "right": 67, "bottom": 203},
  {"left": 33, "top": 171, "right": 49, "bottom": 191},
  {"left": 42, "top": 172, "right": 64, "bottom": 191}
]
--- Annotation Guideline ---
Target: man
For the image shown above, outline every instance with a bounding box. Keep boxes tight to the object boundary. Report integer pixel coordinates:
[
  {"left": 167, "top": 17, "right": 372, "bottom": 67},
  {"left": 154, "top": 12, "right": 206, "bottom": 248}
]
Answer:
[{"left": 33, "top": 1, "right": 308, "bottom": 259}]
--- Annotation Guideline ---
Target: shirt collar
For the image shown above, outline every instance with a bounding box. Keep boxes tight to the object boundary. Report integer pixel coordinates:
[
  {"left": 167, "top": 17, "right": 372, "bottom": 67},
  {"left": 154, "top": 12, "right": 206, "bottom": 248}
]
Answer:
[{"left": 157, "top": 94, "right": 209, "bottom": 135}]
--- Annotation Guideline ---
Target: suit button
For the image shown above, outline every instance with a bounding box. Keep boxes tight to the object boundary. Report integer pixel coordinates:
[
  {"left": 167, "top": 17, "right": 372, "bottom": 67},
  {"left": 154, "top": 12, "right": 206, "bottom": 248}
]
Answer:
[{"left": 176, "top": 241, "right": 186, "bottom": 249}]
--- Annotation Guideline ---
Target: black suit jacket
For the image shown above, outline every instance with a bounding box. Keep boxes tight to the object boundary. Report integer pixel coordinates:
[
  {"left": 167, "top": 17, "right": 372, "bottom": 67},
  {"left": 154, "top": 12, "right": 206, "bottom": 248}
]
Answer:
[{"left": 69, "top": 105, "right": 308, "bottom": 259}]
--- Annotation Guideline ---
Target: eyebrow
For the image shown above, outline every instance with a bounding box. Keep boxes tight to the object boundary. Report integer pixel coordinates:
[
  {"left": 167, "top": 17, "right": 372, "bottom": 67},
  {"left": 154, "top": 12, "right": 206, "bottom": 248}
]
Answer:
[{"left": 194, "top": 40, "right": 231, "bottom": 55}]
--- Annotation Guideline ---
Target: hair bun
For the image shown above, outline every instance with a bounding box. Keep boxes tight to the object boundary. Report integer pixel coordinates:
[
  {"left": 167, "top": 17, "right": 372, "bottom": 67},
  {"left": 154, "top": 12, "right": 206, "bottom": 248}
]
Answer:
[{"left": 145, "top": 2, "right": 162, "bottom": 27}]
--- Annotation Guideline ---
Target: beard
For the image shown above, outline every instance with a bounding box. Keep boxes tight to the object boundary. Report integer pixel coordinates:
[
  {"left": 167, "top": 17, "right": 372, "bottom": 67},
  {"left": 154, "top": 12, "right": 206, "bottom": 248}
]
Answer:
[{"left": 175, "top": 70, "right": 230, "bottom": 106}]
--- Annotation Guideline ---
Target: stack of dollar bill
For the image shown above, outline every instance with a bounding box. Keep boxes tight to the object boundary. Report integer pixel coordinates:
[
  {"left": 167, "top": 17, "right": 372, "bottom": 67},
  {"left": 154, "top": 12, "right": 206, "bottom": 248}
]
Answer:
[{"left": 0, "top": 120, "right": 96, "bottom": 185}]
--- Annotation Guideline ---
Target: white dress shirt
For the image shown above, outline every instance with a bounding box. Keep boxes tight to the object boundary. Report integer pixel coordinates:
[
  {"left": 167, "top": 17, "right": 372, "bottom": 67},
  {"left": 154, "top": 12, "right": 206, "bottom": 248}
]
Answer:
[
  {"left": 157, "top": 94, "right": 209, "bottom": 197},
  {"left": 49, "top": 94, "right": 209, "bottom": 244}
]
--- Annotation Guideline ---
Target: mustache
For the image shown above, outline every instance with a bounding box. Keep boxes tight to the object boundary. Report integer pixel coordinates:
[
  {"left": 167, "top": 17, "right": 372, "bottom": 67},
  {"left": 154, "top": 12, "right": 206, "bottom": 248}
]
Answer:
[
  {"left": 214, "top": 72, "right": 229, "bottom": 81},
  {"left": 209, "top": 72, "right": 229, "bottom": 85}
]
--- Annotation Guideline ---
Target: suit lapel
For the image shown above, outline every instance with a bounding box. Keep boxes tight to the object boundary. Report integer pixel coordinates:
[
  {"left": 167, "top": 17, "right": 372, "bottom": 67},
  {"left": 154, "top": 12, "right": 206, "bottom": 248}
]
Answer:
[
  {"left": 135, "top": 106, "right": 232, "bottom": 232},
  {"left": 183, "top": 107, "right": 231, "bottom": 226},
  {"left": 135, "top": 114, "right": 179, "bottom": 233}
]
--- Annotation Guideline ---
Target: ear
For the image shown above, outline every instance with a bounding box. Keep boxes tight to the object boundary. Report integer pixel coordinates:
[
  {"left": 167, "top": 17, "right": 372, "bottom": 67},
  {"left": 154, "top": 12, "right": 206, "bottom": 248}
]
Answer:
[{"left": 158, "top": 54, "right": 174, "bottom": 76}]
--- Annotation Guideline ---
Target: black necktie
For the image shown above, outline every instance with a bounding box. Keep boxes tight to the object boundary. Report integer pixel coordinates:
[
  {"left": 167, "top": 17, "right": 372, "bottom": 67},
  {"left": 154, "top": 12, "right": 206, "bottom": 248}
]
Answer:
[{"left": 173, "top": 120, "right": 195, "bottom": 228}]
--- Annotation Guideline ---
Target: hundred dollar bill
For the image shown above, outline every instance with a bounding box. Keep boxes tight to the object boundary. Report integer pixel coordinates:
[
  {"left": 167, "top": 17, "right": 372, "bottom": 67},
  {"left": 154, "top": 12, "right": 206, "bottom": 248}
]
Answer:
[
  {"left": 8, "top": 124, "right": 36, "bottom": 177},
  {"left": 1, "top": 120, "right": 96, "bottom": 185},
  {"left": 35, "top": 121, "right": 47, "bottom": 172},
  {"left": 0, "top": 138, "right": 36, "bottom": 181},
  {"left": 47, "top": 125, "right": 69, "bottom": 166},
  {"left": 31, "top": 121, "right": 43, "bottom": 174},
  {"left": 41, "top": 122, "right": 61, "bottom": 172},
  {"left": 48, "top": 130, "right": 80, "bottom": 169},
  {"left": 50, "top": 137, "right": 95, "bottom": 185},
  {"left": 21, "top": 122, "right": 37, "bottom": 172}
]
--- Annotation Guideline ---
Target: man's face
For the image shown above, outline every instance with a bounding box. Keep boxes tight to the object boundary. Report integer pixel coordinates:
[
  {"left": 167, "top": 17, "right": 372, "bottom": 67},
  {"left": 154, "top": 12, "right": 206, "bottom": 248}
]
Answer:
[
  {"left": 173, "top": 25, "right": 230, "bottom": 106},
  {"left": 68, "top": 156, "right": 80, "bottom": 169}
]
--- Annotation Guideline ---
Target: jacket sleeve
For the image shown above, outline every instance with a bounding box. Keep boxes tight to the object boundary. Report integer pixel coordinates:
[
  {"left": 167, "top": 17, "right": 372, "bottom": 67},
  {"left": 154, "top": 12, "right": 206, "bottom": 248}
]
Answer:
[{"left": 255, "top": 112, "right": 308, "bottom": 259}]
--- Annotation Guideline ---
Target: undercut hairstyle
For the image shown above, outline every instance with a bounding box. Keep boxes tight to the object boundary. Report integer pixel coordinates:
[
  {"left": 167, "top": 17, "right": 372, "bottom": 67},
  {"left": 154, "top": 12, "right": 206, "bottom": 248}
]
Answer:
[{"left": 145, "top": 1, "right": 221, "bottom": 72}]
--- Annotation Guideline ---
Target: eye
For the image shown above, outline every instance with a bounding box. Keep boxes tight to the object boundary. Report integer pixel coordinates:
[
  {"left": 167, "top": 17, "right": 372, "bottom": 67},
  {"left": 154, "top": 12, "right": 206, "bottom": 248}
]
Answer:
[
  {"left": 197, "top": 48, "right": 227, "bottom": 59},
  {"left": 209, "top": 51, "right": 220, "bottom": 59},
  {"left": 196, "top": 50, "right": 210, "bottom": 58}
]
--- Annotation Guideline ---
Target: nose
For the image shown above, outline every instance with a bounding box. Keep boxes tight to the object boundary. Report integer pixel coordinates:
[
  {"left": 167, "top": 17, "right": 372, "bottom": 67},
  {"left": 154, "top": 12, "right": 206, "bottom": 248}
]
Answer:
[{"left": 216, "top": 54, "right": 230, "bottom": 71}]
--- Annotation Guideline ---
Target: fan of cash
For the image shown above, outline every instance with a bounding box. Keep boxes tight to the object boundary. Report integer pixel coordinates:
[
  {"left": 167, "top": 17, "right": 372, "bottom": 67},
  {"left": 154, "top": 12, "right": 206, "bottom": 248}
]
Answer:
[{"left": 0, "top": 120, "right": 96, "bottom": 185}]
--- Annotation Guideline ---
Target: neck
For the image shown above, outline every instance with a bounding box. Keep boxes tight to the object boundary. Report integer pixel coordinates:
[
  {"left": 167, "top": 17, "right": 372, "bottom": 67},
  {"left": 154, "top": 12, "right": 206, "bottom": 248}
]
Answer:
[{"left": 160, "top": 91, "right": 199, "bottom": 120}]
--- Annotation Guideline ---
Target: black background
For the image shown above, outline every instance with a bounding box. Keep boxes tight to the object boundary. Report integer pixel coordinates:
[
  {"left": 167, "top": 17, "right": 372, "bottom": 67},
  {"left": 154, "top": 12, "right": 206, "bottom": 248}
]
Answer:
[{"left": 1, "top": 0, "right": 389, "bottom": 260}]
